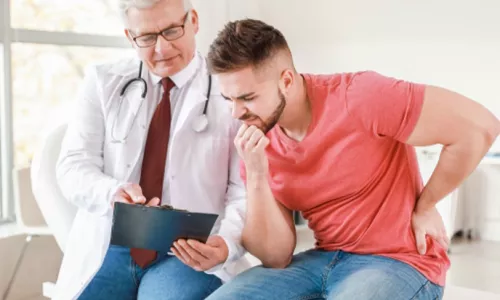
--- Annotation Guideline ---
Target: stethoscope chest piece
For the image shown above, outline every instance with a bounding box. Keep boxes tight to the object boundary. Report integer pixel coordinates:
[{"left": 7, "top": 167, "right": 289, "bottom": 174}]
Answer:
[{"left": 192, "top": 114, "right": 209, "bottom": 132}]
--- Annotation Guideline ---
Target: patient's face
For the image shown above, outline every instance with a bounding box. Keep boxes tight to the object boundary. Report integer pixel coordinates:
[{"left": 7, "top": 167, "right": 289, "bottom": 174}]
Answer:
[{"left": 218, "top": 66, "right": 286, "bottom": 133}]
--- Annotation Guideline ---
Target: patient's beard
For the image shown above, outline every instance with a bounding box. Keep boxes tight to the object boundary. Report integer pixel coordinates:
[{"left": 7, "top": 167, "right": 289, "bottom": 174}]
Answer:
[
  {"left": 261, "top": 89, "right": 286, "bottom": 133},
  {"left": 239, "top": 89, "right": 286, "bottom": 134}
]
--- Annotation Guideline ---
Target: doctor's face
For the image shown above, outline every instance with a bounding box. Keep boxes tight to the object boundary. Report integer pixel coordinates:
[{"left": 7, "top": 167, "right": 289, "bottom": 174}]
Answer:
[
  {"left": 125, "top": 0, "right": 198, "bottom": 78},
  {"left": 219, "top": 67, "right": 287, "bottom": 134}
]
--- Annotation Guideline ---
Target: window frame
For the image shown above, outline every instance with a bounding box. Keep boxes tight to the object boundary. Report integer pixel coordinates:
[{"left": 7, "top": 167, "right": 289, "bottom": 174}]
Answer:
[
  {"left": 0, "top": 0, "right": 130, "bottom": 223},
  {"left": 1, "top": 0, "right": 13, "bottom": 223}
]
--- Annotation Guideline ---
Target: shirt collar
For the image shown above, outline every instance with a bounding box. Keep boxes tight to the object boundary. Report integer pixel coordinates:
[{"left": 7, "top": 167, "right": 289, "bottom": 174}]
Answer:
[{"left": 149, "top": 51, "right": 201, "bottom": 88}]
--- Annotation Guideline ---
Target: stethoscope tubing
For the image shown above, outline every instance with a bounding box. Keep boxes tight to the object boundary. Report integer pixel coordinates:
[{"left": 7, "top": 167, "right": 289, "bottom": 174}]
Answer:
[{"left": 112, "top": 61, "right": 211, "bottom": 142}]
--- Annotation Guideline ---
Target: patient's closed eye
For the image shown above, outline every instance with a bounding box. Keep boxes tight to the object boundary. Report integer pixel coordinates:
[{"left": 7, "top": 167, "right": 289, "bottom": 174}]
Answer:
[{"left": 242, "top": 96, "right": 255, "bottom": 102}]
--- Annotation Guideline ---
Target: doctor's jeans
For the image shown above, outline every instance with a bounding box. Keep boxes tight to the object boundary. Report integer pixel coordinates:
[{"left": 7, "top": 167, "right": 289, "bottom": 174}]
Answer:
[
  {"left": 78, "top": 245, "right": 222, "bottom": 300},
  {"left": 206, "top": 249, "right": 444, "bottom": 300}
]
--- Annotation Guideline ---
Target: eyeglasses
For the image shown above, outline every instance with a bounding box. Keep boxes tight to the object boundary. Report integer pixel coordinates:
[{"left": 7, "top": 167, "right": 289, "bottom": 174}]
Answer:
[{"left": 131, "top": 12, "right": 189, "bottom": 48}]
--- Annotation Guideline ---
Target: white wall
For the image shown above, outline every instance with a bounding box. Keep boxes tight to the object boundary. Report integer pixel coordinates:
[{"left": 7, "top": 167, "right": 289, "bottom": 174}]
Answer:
[
  {"left": 192, "top": 0, "right": 262, "bottom": 55},
  {"left": 191, "top": 0, "right": 227, "bottom": 56},
  {"left": 190, "top": 0, "right": 500, "bottom": 240},
  {"left": 221, "top": 0, "right": 500, "bottom": 147}
]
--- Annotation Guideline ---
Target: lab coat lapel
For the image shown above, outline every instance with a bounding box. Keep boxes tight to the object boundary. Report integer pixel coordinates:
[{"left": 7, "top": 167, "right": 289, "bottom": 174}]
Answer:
[
  {"left": 171, "top": 76, "right": 207, "bottom": 140},
  {"left": 168, "top": 74, "right": 208, "bottom": 179},
  {"left": 119, "top": 81, "right": 155, "bottom": 180}
]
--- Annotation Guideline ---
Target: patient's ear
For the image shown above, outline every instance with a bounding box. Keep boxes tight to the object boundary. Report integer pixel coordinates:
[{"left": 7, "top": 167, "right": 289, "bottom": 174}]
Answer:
[{"left": 279, "top": 69, "right": 295, "bottom": 97}]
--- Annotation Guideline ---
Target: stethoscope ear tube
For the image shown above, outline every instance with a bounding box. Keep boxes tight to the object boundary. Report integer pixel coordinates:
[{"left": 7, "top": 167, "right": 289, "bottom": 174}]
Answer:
[
  {"left": 120, "top": 61, "right": 147, "bottom": 98},
  {"left": 114, "top": 61, "right": 212, "bottom": 142},
  {"left": 203, "top": 74, "right": 212, "bottom": 115},
  {"left": 193, "top": 74, "right": 211, "bottom": 132}
]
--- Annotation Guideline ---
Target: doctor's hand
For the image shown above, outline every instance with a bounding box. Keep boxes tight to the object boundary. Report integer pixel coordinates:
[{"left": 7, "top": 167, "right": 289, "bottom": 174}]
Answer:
[
  {"left": 113, "top": 183, "right": 160, "bottom": 207},
  {"left": 171, "top": 235, "right": 229, "bottom": 272},
  {"left": 234, "top": 124, "right": 270, "bottom": 176}
]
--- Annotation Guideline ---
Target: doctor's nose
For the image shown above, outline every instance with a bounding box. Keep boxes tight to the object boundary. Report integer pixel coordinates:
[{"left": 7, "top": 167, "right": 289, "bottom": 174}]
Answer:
[{"left": 155, "top": 35, "right": 173, "bottom": 53}]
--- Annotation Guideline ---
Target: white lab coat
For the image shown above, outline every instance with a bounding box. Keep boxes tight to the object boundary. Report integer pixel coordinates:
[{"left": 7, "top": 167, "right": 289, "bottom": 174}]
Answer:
[{"left": 53, "top": 53, "right": 250, "bottom": 300}]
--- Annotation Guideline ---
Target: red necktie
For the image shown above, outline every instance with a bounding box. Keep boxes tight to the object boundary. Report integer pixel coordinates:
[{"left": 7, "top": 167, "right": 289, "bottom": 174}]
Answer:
[{"left": 130, "top": 78, "right": 175, "bottom": 268}]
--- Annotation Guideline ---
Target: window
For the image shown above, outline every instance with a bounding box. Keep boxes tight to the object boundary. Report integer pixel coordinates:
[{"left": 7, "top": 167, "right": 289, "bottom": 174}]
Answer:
[
  {"left": 1, "top": 0, "right": 131, "bottom": 222},
  {"left": 10, "top": 0, "right": 122, "bottom": 36},
  {"left": 12, "top": 44, "right": 133, "bottom": 166},
  {"left": 0, "top": 43, "right": 5, "bottom": 221}
]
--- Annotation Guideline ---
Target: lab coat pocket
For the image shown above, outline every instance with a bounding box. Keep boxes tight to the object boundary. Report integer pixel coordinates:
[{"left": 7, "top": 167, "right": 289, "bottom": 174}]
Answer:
[
  {"left": 185, "top": 135, "right": 230, "bottom": 195},
  {"left": 203, "top": 136, "right": 230, "bottom": 172}
]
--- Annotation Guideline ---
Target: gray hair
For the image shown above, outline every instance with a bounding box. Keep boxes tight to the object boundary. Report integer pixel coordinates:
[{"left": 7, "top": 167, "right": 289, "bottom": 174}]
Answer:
[{"left": 119, "top": 0, "right": 192, "bottom": 24}]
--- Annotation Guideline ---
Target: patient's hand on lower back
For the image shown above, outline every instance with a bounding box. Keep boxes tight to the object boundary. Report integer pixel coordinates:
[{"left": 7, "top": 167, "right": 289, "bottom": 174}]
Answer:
[{"left": 412, "top": 205, "right": 449, "bottom": 255}]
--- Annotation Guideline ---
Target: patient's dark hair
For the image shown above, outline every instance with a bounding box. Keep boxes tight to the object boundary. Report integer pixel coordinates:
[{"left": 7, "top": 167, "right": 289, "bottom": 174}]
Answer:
[{"left": 207, "top": 19, "right": 290, "bottom": 74}]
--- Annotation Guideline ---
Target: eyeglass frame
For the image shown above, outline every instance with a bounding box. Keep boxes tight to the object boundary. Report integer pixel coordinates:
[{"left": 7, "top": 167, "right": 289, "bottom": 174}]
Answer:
[{"left": 129, "top": 11, "right": 190, "bottom": 48}]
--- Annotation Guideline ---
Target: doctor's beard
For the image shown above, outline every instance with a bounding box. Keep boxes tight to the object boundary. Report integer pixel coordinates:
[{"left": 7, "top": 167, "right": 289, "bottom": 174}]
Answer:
[{"left": 239, "top": 88, "right": 286, "bottom": 134}]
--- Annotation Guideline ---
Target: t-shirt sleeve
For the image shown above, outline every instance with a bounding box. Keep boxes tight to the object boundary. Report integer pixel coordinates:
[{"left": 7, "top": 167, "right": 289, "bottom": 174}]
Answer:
[{"left": 343, "top": 71, "right": 425, "bottom": 142}]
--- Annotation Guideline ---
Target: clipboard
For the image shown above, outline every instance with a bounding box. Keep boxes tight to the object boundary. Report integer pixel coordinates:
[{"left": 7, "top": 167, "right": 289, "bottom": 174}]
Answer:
[{"left": 110, "top": 202, "right": 219, "bottom": 252}]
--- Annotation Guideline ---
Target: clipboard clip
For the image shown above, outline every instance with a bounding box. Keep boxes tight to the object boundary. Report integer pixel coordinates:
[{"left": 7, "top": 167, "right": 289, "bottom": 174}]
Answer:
[{"left": 157, "top": 204, "right": 189, "bottom": 212}]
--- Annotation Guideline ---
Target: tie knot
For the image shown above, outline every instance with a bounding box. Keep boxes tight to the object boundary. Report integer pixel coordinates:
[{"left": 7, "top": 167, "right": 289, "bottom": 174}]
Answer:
[{"left": 161, "top": 77, "right": 175, "bottom": 92}]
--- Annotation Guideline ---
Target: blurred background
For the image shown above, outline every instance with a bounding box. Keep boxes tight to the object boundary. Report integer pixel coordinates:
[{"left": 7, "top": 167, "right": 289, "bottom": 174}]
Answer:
[{"left": 1, "top": 0, "right": 500, "bottom": 299}]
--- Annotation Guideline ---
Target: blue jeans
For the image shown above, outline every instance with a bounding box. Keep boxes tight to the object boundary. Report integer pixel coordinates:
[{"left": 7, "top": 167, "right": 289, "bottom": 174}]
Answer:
[
  {"left": 206, "top": 249, "right": 444, "bottom": 300},
  {"left": 78, "top": 245, "right": 222, "bottom": 300}
]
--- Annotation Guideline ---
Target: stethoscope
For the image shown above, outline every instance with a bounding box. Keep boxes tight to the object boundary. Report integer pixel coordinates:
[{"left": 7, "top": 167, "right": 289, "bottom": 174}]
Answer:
[{"left": 110, "top": 61, "right": 211, "bottom": 143}]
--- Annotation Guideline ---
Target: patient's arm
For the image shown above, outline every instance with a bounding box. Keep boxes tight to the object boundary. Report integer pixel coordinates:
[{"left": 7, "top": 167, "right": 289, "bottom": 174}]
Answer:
[
  {"left": 243, "top": 171, "right": 296, "bottom": 268},
  {"left": 406, "top": 85, "right": 500, "bottom": 211},
  {"left": 236, "top": 125, "right": 296, "bottom": 268}
]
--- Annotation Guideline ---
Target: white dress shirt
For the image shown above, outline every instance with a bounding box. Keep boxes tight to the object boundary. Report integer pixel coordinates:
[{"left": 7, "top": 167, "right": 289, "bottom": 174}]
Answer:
[{"left": 129, "top": 53, "right": 203, "bottom": 205}]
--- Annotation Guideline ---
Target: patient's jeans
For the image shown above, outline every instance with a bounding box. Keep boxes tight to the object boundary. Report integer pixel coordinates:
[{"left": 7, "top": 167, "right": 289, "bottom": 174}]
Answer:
[
  {"left": 206, "top": 249, "right": 444, "bottom": 300},
  {"left": 78, "top": 245, "right": 222, "bottom": 300}
]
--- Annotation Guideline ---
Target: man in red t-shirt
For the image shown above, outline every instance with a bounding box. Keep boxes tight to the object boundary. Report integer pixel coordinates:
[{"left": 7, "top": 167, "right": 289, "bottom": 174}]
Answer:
[{"left": 202, "top": 19, "right": 500, "bottom": 299}]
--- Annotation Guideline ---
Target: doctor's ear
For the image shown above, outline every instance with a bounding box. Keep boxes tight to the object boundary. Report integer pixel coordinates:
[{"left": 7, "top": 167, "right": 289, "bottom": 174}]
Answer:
[
  {"left": 124, "top": 29, "right": 135, "bottom": 47},
  {"left": 188, "top": 9, "right": 200, "bottom": 34}
]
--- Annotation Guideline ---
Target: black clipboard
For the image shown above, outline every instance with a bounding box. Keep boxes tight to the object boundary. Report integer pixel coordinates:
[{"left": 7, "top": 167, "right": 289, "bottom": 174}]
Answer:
[{"left": 110, "top": 202, "right": 219, "bottom": 252}]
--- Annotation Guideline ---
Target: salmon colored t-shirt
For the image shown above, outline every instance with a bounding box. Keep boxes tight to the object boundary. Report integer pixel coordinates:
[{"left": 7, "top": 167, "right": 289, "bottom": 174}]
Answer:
[{"left": 241, "top": 71, "right": 450, "bottom": 286}]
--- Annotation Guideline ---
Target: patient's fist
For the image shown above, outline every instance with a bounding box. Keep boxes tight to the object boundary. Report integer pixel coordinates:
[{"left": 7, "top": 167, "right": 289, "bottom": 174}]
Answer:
[{"left": 234, "top": 124, "right": 270, "bottom": 175}]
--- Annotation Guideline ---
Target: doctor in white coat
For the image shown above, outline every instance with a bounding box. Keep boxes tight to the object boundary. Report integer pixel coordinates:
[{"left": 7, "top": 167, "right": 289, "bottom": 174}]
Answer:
[{"left": 53, "top": 0, "right": 249, "bottom": 299}]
